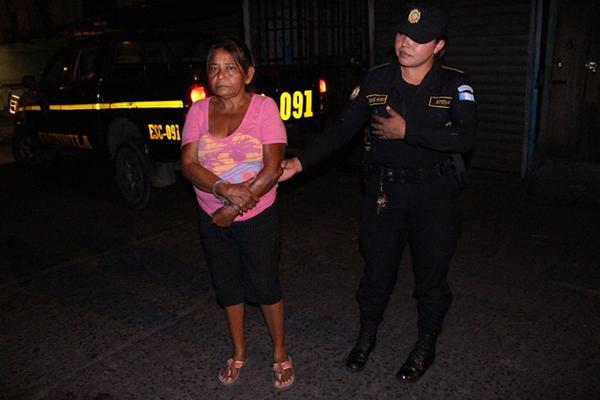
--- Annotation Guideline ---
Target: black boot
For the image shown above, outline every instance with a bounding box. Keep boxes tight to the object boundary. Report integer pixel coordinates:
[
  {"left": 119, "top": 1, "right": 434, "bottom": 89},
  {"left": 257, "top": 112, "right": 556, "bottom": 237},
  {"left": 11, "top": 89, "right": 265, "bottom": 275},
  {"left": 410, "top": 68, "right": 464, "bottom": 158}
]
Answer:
[
  {"left": 396, "top": 332, "right": 438, "bottom": 383},
  {"left": 346, "top": 321, "right": 378, "bottom": 372}
]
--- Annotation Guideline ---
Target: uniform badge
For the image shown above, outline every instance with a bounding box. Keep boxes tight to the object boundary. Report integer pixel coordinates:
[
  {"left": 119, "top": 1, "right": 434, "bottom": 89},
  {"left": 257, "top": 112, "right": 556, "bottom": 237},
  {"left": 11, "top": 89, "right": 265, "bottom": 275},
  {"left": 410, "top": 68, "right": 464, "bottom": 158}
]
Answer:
[{"left": 408, "top": 9, "right": 421, "bottom": 24}]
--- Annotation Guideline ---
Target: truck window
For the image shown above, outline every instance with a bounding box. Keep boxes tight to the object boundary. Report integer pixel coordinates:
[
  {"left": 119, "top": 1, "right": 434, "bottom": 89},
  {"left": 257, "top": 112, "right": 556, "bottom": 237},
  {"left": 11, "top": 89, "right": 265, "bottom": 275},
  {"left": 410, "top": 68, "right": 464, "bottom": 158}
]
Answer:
[
  {"left": 142, "top": 39, "right": 208, "bottom": 64},
  {"left": 43, "top": 50, "right": 71, "bottom": 88},
  {"left": 114, "top": 40, "right": 143, "bottom": 64},
  {"left": 164, "top": 40, "right": 207, "bottom": 63},
  {"left": 74, "top": 45, "right": 99, "bottom": 81},
  {"left": 144, "top": 41, "right": 169, "bottom": 63}
]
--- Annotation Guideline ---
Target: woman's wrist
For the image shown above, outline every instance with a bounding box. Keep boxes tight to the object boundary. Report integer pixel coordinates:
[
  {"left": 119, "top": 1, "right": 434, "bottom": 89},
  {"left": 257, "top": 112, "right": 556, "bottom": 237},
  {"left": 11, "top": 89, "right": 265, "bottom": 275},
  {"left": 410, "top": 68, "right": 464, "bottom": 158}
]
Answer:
[
  {"left": 226, "top": 203, "right": 242, "bottom": 215},
  {"left": 212, "top": 179, "right": 231, "bottom": 205}
]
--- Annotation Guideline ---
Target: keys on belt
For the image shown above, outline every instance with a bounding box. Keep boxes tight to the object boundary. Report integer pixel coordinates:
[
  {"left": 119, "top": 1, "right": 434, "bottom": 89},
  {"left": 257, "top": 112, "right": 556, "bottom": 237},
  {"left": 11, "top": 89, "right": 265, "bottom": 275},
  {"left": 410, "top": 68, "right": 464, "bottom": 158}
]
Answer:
[
  {"left": 376, "top": 177, "right": 389, "bottom": 215},
  {"left": 367, "top": 164, "right": 443, "bottom": 215}
]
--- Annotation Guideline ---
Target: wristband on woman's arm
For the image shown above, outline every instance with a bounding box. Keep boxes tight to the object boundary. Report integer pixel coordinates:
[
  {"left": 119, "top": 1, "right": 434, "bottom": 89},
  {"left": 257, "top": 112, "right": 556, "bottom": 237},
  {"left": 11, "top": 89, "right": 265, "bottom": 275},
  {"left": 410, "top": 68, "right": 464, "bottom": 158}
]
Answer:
[{"left": 212, "top": 179, "right": 231, "bottom": 205}]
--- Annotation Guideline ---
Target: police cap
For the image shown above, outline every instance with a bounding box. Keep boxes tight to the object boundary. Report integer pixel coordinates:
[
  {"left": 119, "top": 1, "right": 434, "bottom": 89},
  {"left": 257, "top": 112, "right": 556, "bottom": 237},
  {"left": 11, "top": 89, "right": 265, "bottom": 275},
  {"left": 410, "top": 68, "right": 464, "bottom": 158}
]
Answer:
[{"left": 398, "top": 5, "right": 449, "bottom": 44}]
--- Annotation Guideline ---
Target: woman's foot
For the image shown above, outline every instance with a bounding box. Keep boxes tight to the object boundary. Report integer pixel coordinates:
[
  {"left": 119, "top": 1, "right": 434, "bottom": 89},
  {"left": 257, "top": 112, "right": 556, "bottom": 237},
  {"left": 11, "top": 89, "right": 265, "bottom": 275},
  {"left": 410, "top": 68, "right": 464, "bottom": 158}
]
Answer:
[
  {"left": 218, "top": 358, "right": 246, "bottom": 385},
  {"left": 272, "top": 355, "right": 295, "bottom": 390}
]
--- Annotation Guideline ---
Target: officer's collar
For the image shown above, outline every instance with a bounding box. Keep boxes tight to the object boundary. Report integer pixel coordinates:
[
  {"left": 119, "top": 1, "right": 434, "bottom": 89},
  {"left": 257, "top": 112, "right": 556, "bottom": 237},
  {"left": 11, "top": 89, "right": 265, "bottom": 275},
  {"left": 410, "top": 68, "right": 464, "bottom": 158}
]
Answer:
[{"left": 396, "top": 61, "right": 443, "bottom": 89}]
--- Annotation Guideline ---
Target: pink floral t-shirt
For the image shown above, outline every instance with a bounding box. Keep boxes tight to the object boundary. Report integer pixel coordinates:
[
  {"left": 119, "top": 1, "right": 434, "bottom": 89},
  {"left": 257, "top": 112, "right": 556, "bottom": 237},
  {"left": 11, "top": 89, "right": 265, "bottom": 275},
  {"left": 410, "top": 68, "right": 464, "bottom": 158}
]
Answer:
[{"left": 181, "top": 94, "right": 287, "bottom": 221}]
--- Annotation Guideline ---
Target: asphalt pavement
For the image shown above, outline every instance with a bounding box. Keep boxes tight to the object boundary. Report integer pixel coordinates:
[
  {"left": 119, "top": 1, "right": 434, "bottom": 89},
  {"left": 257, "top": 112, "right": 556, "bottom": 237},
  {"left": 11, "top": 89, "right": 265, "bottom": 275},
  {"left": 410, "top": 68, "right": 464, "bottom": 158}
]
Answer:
[
  {"left": 1, "top": 145, "right": 599, "bottom": 399},
  {"left": 0, "top": 111, "right": 15, "bottom": 165}
]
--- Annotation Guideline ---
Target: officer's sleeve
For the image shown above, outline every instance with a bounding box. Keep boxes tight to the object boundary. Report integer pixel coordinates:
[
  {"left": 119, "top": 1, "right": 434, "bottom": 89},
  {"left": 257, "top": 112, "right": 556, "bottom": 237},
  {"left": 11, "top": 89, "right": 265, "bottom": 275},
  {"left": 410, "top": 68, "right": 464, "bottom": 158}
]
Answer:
[
  {"left": 404, "top": 75, "right": 477, "bottom": 153},
  {"left": 297, "top": 82, "right": 371, "bottom": 170}
]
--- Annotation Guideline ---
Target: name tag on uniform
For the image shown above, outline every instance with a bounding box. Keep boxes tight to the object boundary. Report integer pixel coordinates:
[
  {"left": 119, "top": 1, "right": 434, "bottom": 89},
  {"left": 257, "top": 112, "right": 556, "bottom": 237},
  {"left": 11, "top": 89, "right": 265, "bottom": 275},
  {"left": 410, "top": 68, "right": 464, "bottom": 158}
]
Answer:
[
  {"left": 428, "top": 96, "right": 452, "bottom": 108},
  {"left": 366, "top": 94, "right": 388, "bottom": 106}
]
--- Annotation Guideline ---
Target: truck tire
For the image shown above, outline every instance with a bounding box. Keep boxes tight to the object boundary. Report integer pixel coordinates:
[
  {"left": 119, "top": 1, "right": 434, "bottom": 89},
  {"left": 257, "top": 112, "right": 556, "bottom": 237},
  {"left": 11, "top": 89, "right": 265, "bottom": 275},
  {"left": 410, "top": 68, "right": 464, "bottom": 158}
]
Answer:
[
  {"left": 114, "top": 141, "right": 152, "bottom": 209},
  {"left": 12, "top": 127, "right": 41, "bottom": 164}
]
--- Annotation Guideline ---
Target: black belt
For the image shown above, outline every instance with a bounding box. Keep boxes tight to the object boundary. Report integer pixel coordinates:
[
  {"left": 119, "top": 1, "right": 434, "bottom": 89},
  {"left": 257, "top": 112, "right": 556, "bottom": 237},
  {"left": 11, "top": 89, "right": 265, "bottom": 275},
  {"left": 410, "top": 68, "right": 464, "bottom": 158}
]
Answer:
[{"left": 366, "top": 163, "right": 445, "bottom": 184}]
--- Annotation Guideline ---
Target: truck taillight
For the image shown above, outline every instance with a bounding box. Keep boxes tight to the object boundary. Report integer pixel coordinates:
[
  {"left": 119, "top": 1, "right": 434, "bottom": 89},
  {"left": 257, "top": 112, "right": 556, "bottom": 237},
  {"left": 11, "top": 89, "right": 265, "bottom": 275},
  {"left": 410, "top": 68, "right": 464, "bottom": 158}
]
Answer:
[
  {"left": 190, "top": 85, "right": 207, "bottom": 102},
  {"left": 319, "top": 79, "right": 327, "bottom": 94},
  {"left": 9, "top": 93, "right": 19, "bottom": 115}
]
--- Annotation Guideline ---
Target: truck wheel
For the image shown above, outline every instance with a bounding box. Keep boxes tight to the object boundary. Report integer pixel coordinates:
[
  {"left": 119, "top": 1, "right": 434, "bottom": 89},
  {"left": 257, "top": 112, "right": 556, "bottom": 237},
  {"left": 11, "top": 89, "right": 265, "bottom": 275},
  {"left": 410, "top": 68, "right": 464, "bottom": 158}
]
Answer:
[
  {"left": 115, "top": 142, "right": 152, "bottom": 209},
  {"left": 12, "top": 129, "right": 40, "bottom": 164}
]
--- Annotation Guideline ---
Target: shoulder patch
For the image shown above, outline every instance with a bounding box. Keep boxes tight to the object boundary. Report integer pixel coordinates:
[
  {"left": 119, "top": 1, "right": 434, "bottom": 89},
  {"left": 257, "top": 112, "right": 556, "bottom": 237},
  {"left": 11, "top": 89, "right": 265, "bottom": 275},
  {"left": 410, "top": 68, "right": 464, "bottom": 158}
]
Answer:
[
  {"left": 441, "top": 65, "right": 464, "bottom": 74},
  {"left": 458, "top": 84, "right": 475, "bottom": 102}
]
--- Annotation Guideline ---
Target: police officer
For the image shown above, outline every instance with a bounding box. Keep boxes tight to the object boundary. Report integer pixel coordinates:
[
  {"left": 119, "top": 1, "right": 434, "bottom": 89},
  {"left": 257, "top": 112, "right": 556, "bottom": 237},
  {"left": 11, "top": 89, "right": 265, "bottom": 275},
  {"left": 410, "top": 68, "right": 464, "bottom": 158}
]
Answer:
[{"left": 280, "top": 4, "right": 476, "bottom": 382}]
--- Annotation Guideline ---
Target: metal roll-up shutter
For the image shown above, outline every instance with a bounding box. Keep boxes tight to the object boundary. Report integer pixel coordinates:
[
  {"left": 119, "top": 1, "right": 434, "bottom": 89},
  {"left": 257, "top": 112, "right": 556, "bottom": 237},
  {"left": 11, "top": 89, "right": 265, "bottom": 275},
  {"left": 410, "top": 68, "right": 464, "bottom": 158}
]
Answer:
[
  {"left": 374, "top": 0, "right": 534, "bottom": 174},
  {"left": 247, "top": 0, "right": 368, "bottom": 65}
]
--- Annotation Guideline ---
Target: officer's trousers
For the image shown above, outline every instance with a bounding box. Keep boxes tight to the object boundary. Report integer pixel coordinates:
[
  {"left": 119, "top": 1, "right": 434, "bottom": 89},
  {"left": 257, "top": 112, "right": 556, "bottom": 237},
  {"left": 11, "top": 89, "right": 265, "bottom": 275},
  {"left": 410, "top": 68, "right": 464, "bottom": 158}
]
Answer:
[{"left": 356, "top": 172, "right": 462, "bottom": 334}]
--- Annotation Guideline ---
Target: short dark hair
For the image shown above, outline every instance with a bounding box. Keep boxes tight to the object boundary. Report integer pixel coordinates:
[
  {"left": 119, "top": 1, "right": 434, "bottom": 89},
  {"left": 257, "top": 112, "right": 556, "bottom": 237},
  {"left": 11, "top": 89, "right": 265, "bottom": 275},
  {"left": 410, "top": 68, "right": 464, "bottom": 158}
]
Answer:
[{"left": 206, "top": 37, "right": 255, "bottom": 92}]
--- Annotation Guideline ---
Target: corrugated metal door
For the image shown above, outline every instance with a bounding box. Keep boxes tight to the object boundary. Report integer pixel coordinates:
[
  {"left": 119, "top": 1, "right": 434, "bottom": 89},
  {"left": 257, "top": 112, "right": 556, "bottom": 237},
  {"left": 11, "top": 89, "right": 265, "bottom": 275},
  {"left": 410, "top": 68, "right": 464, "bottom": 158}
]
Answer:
[
  {"left": 246, "top": 0, "right": 368, "bottom": 66},
  {"left": 374, "top": 0, "right": 534, "bottom": 174}
]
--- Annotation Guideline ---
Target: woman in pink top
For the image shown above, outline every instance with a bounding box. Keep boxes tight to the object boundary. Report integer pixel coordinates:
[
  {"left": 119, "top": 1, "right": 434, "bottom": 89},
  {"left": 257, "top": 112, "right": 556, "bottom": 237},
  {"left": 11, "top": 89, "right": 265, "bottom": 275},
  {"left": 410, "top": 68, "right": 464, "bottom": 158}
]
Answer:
[{"left": 180, "top": 38, "right": 294, "bottom": 390}]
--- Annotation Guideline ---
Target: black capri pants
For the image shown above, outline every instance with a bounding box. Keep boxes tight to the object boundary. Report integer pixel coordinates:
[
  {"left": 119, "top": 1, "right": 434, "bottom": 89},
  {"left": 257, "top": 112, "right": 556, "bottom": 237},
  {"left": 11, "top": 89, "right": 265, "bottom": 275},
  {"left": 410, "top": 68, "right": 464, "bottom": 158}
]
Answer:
[{"left": 197, "top": 202, "right": 282, "bottom": 307}]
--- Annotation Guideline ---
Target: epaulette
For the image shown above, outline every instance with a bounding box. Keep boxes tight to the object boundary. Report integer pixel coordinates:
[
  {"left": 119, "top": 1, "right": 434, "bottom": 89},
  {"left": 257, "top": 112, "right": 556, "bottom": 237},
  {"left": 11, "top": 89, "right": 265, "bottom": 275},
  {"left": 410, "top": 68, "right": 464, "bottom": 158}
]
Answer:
[
  {"left": 369, "top": 62, "right": 392, "bottom": 72},
  {"left": 441, "top": 65, "right": 464, "bottom": 74}
]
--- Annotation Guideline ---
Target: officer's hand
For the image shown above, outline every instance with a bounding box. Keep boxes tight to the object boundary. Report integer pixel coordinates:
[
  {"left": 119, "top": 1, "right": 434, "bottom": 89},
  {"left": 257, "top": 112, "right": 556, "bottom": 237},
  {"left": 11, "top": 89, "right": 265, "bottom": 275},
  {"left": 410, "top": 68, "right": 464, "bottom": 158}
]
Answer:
[
  {"left": 371, "top": 105, "right": 406, "bottom": 140},
  {"left": 279, "top": 157, "right": 303, "bottom": 182}
]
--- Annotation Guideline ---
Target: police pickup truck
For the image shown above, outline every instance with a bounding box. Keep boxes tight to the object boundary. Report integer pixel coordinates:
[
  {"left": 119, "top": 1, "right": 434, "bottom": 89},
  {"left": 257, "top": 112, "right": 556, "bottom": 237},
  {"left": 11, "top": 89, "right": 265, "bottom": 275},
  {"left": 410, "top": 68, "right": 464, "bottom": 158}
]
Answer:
[{"left": 12, "top": 30, "right": 328, "bottom": 209}]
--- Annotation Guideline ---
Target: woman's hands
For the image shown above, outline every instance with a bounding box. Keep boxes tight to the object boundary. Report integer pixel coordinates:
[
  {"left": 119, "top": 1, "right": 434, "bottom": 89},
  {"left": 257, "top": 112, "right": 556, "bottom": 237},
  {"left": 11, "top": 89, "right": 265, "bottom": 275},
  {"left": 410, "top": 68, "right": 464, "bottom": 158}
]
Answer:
[
  {"left": 211, "top": 143, "right": 286, "bottom": 227},
  {"left": 211, "top": 204, "right": 241, "bottom": 227},
  {"left": 218, "top": 178, "right": 258, "bottom": 213},
  {"left": 211, "top": 177, "right": 258, "bottom": 227}
]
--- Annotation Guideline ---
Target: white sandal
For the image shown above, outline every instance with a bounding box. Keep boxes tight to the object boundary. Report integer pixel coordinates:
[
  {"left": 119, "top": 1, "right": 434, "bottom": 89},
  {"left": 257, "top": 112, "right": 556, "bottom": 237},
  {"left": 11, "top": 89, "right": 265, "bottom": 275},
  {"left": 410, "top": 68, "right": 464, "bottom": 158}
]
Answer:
[
  {"left": 272, "top": 356, "right": 295, "bottom": 390},
  {"left": 218, "top": 358, "right": 245, "bottom": 385}
]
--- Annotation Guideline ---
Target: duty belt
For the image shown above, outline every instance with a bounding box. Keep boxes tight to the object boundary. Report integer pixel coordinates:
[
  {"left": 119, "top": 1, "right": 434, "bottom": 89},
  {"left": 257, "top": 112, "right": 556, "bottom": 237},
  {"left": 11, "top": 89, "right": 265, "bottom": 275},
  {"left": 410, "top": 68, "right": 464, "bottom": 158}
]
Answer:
[{"left": 367, "top": 163, "right": 446, "bottom": 184}]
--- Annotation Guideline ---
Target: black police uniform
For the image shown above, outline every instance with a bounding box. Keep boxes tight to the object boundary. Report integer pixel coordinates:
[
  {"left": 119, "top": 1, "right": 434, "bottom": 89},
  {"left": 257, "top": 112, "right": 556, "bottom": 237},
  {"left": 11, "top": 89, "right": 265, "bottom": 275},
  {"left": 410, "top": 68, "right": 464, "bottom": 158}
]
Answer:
[{"left": 297, "top": 60, "right": 476, "bottom": 375}]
